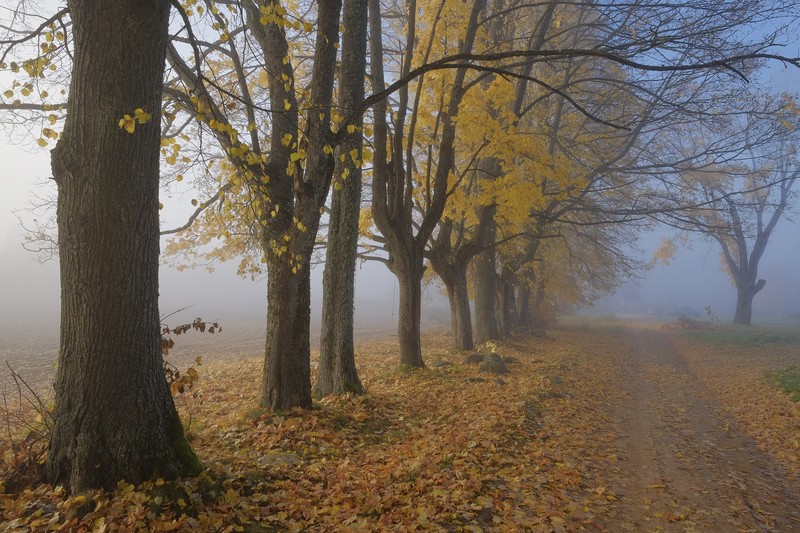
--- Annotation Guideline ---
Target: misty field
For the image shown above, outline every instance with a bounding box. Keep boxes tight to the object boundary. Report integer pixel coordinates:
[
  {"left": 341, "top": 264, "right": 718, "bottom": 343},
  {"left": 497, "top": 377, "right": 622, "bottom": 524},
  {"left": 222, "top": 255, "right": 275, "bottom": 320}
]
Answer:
[{"left": 2, "top": 318, "right": 798, "bottom": 531}]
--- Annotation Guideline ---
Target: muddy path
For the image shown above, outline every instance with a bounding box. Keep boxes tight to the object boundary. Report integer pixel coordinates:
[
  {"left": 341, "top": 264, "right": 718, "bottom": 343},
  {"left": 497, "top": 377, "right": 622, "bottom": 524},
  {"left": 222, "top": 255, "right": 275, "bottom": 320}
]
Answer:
[{"left": 603, "top": 327, "right": 800, "bottom": 532}]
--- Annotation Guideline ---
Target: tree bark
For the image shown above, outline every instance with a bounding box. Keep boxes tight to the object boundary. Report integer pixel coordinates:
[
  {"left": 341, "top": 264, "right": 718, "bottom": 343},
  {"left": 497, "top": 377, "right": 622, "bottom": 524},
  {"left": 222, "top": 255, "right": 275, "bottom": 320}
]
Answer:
[
  {"left": 531, "top": 280, "right": 548, "bottom": 337},
  {"left": 444, "top": 267, "right": 474, "bottom": 351},
  {"left": 46, "top": 0, "right": 201, "bottom": 492},
  {"left": 427, "top": 219, "right": 478, "bottom": 351},
  {"left": 474, "top": 216, "right": 498, "bottom": 343},
  {"left": 517, "top": 285, "right": 532, "bottom": 332},
  {"left": 315, "top": 0, "right": 369, "bottom": 398},
  {"left": 256, "top": 0, "right": 341, "bottom": 409},
  {"left": 496, "top": 274, "right": 517, "bottom": 338},
  {"left": 262, "top": 259, "right": 313, "bottom": 409},
  {"left": 394, "top": 253, "right": 426, "bottom": 367},
  {"left": 734, "top": 278, "right": 765, "bottom": 325}
]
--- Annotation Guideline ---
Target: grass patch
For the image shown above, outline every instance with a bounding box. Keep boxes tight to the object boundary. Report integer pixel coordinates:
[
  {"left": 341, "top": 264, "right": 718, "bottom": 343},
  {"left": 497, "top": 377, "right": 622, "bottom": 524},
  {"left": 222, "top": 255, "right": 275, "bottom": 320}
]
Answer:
[
  {"left": 681, "top": 326, "right": 800, "bottom": 347},
  {"left": 765, "top": 366, "right": 800, "bottom": 402}
]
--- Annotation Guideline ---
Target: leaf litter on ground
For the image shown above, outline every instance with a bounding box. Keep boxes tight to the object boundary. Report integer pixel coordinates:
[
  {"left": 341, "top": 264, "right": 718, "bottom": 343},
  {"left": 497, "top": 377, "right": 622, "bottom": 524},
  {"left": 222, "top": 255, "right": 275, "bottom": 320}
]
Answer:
[{"left": 1, "top": 321, "right": 797, "bottom": 531}]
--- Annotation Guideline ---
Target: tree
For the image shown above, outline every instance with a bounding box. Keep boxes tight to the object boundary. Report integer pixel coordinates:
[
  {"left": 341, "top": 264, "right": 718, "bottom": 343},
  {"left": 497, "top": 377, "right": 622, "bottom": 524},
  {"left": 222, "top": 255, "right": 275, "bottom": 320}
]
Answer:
[
  {"left": 162, "top": 0, "right": 345, "bottom": 409},
  {"left": 315, "top": 0, "right": 369, "bottom": 398},
  {"left": 42, "top": 1, "right": 201, "bottom": 491},
  {"left": 368, "top": 0, "right": 487, "bottom": 367},
  {"left": 450, "top": 0, "right": 800, "bottom": 338},
  {"left": 663, "top": 95, "right": 799, "bottom": 324}
]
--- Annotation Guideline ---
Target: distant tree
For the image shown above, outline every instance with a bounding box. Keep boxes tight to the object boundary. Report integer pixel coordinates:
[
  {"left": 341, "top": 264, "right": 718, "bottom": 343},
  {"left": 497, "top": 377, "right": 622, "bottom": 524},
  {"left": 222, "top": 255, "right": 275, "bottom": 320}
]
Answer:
[
  {"left": 42, "top": 1, "right": 201, "bottom": 491},
  {"left": 662, "top": 95, "right": 799, "bottom": 325}
]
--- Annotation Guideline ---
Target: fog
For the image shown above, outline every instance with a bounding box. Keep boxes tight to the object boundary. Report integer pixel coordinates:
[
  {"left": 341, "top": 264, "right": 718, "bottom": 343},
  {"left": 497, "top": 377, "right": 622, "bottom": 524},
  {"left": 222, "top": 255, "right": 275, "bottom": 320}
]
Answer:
[
  {"left": 0, "top": 215, "right": 451, "bottom": 338},
  {"left": 593, "top": 227, "right": 800, "bottom": 323},
  {"left": 2, "top": 208, "right": 798, "bottom": 342},
  {"left": 0, "top": 141, "right": 799, "bottom": 348}
]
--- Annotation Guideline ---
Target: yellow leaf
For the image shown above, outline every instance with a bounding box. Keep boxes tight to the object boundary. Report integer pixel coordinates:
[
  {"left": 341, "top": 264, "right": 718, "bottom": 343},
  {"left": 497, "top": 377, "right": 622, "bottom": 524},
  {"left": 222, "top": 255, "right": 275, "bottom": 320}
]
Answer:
[
  {"left": 346, "top": 124, "right": 356, "bottom": 134},
  {"left": 2, "top": 90, "right": 12, "bottom": 98},
  {"left": 118, "top": 114, "right": 135, "bottom": 134},
  {"left": 48, "top": 113, "right": 57, "bottom": 124},
  {"left": 37, "top": 138, "right": 47, "bottom": 147},
  {"left": 134, "top": 108, "right": 151, "bottom": 124},
  {"left": 283, "top": 100, "right": 291, "bottom": 111},
  {"left": 323, "top": 144, "right": 333, "bottom": 155}
]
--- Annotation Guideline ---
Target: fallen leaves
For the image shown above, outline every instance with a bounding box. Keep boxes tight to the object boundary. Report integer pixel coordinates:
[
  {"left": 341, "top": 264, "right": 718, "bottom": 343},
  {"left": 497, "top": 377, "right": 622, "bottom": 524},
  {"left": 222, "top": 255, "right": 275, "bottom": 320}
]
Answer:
[{"left": 3, "top": 323, "right": 796, "bottom": 531}]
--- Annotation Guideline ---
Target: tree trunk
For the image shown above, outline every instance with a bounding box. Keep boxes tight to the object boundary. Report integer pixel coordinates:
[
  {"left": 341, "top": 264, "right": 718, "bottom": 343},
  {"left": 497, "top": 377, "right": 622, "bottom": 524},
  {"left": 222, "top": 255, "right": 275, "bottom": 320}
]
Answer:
[
  {"left": 395, "top": 258, "right": 426, "bottom": 367},
  {"left": 497, "top": 276, "right": 516, "bottom": 338},
  {"left": 262, "top": 257, "right": 313, "bottom": 410},
  {"left": 474, "top": 219, "right": 498, "bottom": 343},
  {"left": 445, "top": 268, "right": 474, "bottom": 351},
  {"left": 316, "top": 172, "right": 364, "bottom": 395},
  {"left": 315, "top": 0, "right": 368, "bottom": 398},
  {"left": 733, "top": 278, "right": 765, "bottom": 325},
  {"left": 259, "top": 0, "right": 341, "bottom": 409},
  {"left": 316, "top": 169, "right": 364, "bottom": 394},
  {"left": 46, "top": 0, "right": 200, "bottom": 492},
  {"left": 517, "top": 285, "right": 532, "bottom": 332},
  {"left": 531, "top": 281, "right": 548, "bottom": 337},
  {"left": 427, "top": 225, "right": 475, "bottom": 351}
]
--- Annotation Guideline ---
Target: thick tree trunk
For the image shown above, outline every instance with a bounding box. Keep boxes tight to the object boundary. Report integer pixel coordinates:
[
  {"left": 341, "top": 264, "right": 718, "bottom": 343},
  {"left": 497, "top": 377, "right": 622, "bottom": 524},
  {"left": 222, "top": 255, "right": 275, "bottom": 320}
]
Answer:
[
  {"left": 531, "top": 281, "right": 548, "bottom": 337},
  {"left": 315, "top": 0, "right": 368, "bottom": 398},
  {"left": 445, "top": 268, "right": 474, "bottom": 351},
  {"left": 474, "top": 220, "right": 498, "bottom": 343},
  {"left": 46, "top": 0, "right": 200, "bottom": 492},
  {"left": 427, "top": 232, "right": 475, "bottom": 352},
  {"left": 316, "top": 174, "right": 364, "bottom": 395},
  {"left": 733, "top": 278, "right": 765, "bottom": 325},
  {"left": 316, "top": 170, "right": 364, "bottom": 394},
  {"left": 260, "top": 0, "right": 341, "bottom": 409},
  {"left": 262, "top": 258, "right": 313, "bottom": 410},
  {"left": 517, "top": 285, "right": 532, "bottom": 332},
  {"left": 497, "top": 276, "right": 516, "bottom": 338},
  {"left": 395, "top": 258, "right": 426, "bottom": 368}
]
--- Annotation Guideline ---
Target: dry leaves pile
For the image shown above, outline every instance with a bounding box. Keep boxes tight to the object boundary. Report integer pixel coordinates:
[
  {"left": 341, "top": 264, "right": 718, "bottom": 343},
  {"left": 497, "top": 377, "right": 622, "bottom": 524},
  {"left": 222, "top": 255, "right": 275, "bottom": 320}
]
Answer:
[
  {"left": 3, "top": 322, "right": 797, "bottom": 531},
  {"left": 2, "top": 330, "right": 620, "bottom": 532}
]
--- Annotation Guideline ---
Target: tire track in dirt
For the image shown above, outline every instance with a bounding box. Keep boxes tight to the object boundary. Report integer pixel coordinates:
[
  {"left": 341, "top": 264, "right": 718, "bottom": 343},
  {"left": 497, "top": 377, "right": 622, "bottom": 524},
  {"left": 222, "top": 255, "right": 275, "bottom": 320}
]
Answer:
[{"left": 606, "top": 326, "right": 800, "bottom": 532}]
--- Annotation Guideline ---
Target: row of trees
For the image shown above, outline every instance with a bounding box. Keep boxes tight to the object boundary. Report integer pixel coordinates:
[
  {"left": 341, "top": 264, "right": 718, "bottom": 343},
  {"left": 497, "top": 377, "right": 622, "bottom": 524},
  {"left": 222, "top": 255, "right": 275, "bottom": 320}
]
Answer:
[{"left": 1, "top": 0, "right": 798, "bottom": 491}]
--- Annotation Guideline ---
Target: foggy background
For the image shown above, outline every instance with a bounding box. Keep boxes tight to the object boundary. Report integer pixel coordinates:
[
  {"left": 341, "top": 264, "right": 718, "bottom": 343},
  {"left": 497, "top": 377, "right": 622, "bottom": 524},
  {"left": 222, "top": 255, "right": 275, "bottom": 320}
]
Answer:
[
  {"left": 1, "top": 140, "right": 797, "bottom": 336},
  {"left": 1, "top": 64, "right": 799, "bottom": 377}
]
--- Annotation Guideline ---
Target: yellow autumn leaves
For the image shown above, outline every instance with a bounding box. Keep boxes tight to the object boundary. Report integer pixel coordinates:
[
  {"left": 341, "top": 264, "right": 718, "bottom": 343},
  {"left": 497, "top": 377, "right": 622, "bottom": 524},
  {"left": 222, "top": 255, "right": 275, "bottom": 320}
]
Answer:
[{"left": 118, "top": 107, "right": 152, "bottom": 134}]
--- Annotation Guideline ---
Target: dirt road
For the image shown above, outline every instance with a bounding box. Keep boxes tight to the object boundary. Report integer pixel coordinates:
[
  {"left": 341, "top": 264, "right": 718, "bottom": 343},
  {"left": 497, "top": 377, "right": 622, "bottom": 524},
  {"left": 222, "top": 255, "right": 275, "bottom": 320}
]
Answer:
[{"left": 603, "top": 327, "right": 800, "bottom": 532}]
